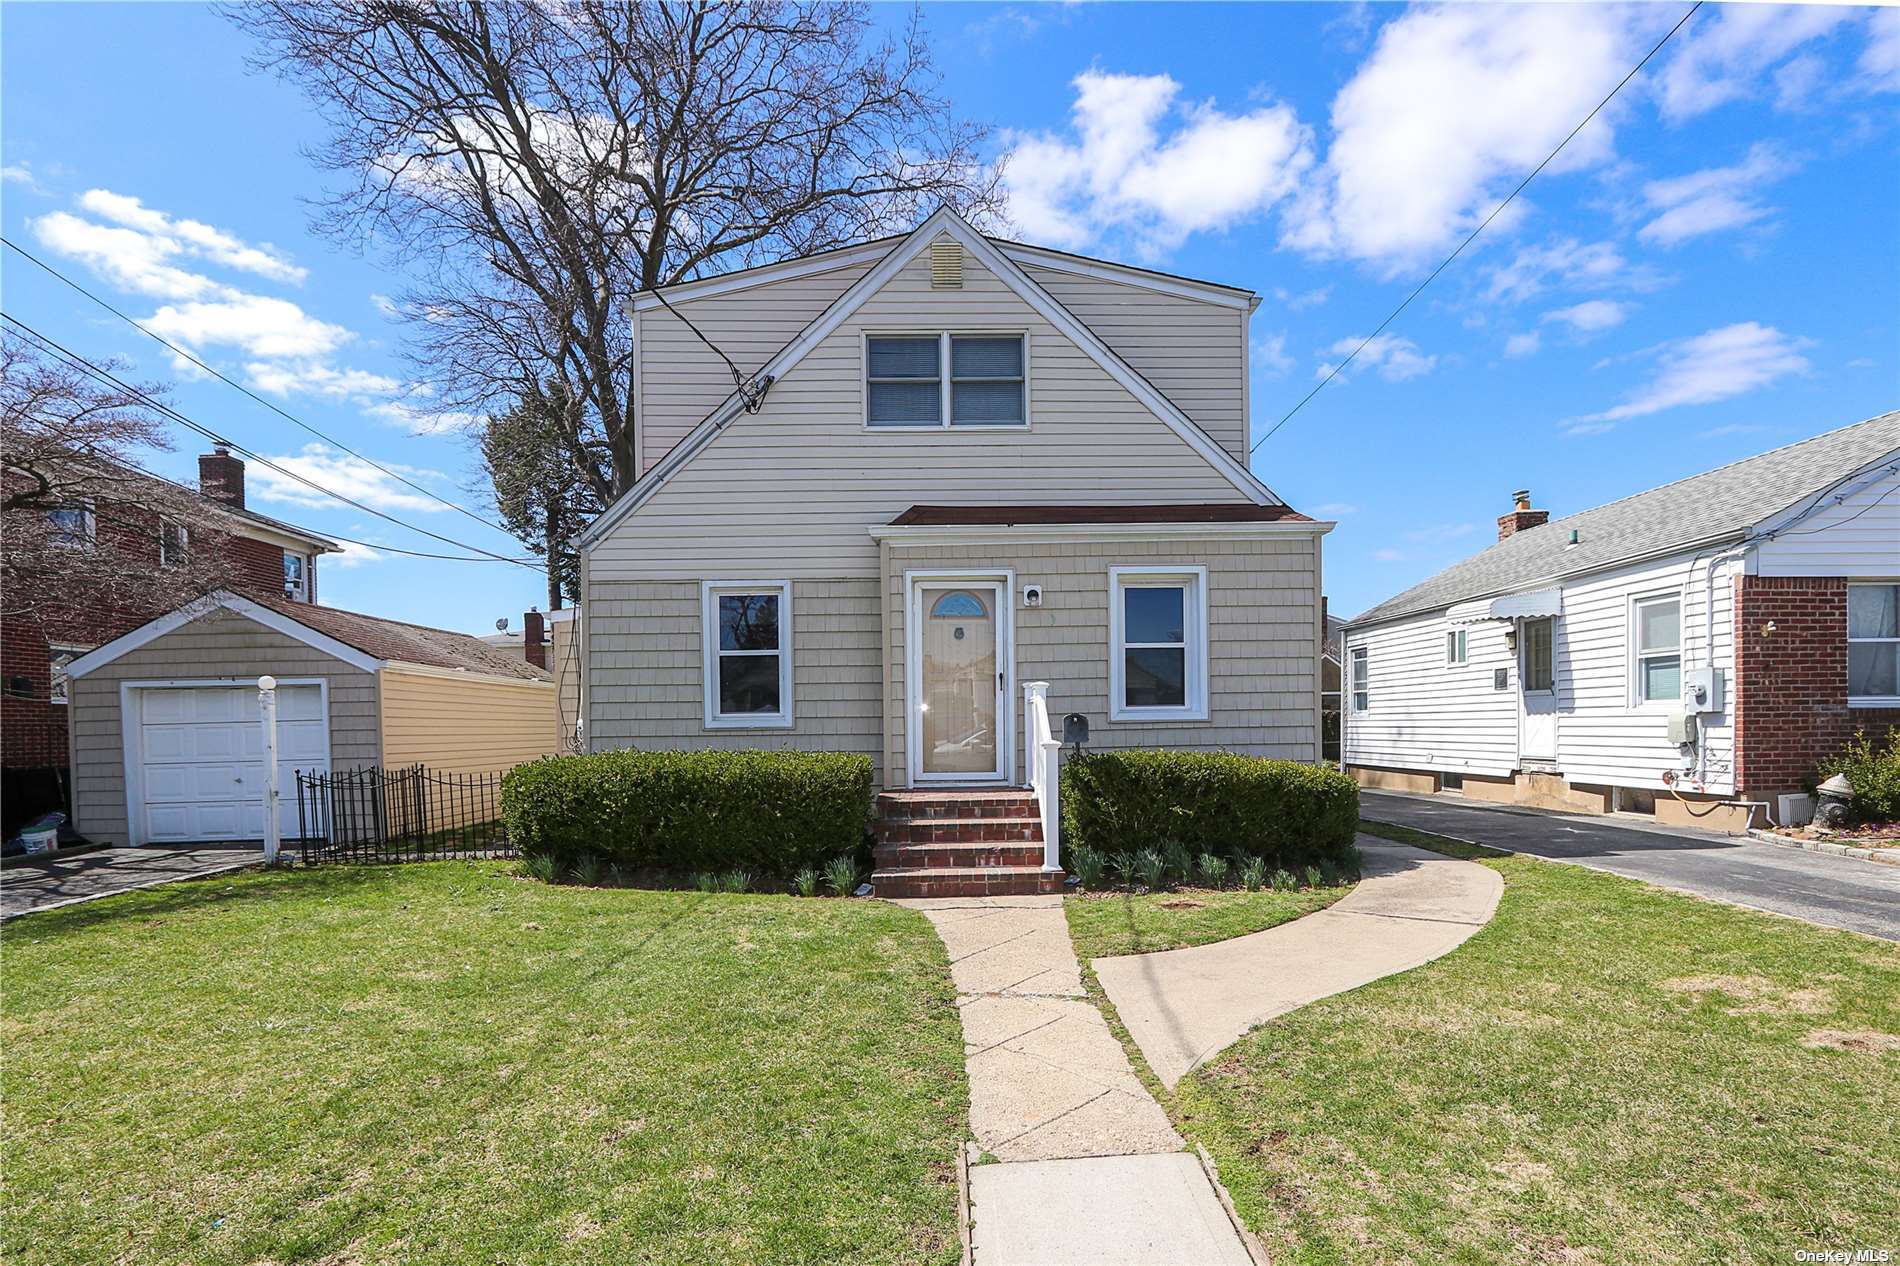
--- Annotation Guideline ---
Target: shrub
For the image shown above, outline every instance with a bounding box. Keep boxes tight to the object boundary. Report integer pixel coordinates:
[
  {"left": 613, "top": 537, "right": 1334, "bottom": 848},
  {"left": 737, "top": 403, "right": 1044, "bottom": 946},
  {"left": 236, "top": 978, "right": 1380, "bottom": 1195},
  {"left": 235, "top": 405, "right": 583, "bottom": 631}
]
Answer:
[
  {"left": 1067, "top": 845, "right": 1108, "bottom": 890},
  {"left": 1161, "top": 840, "right": 1193, "bottom": 886},
  {"left": 1304, "top": 864, "right": 1323, "bottom": 888},
  {"left": 792, "top": 867, "right": 821, "bottom": 898},
  {"left": 572, "top": 853, "right": 604, "bottom": 887},
  {"left": 1816, "top": 728, "right": 1900, "bottom": 822},
  {"left": 1271, "top": 868, "right": 1295, "bottom": 892},
  {"left": 719, "top": 870, "right": 752, "bottom": 894},
  {"left": 1239, "top": 856, "right": 1267, "bottom": 892},
  {"left": 1196, "top": 852, "right": 1229, "bottom": 888},
  {"left": 1133, "top": 847, "right": 1168, "bottom": 892},
  {"left": 520, "top": 854, "right": 560, "bottom": 884},
  {"left": 694, "top": 871, "right": 720, "bottom": 893},
  {"left": 1061, "top": 751, "right": 1359, "bottom": 869},
  {"left": 824, "top": 854, "right": 860, "bottom": 896},
  {"left": 501, "top": 750, "right": 873, "bottom": 879}
]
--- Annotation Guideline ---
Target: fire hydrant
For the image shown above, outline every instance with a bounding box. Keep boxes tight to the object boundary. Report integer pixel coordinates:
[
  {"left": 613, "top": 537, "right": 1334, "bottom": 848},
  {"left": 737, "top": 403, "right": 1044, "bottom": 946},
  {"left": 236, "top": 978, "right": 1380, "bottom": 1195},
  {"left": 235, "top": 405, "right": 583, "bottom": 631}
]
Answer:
[{"left": 1815, "top": 774, "right": 1854, "bottom": 829}]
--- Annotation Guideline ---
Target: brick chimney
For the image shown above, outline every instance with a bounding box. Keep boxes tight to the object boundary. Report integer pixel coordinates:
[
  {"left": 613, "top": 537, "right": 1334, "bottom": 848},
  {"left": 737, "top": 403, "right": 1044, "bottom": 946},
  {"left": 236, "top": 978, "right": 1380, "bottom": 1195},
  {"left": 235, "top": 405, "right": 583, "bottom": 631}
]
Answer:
[
  {"left": 523, "top": 610, "right": 547, "bottom": 669},
  {"left": 1497, "top": 489, "right": 1549, "bottom": 541},
  {"left": 199, "top": 446, "right": 246, "bottom": 509}
]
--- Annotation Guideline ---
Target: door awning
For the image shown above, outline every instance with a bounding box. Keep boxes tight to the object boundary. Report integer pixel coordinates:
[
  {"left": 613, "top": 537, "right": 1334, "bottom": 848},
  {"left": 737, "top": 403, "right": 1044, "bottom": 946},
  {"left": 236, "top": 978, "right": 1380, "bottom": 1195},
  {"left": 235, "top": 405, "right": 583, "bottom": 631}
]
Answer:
[{"left": 1446, "top": 588, "right": 1562, "bottom": 624}]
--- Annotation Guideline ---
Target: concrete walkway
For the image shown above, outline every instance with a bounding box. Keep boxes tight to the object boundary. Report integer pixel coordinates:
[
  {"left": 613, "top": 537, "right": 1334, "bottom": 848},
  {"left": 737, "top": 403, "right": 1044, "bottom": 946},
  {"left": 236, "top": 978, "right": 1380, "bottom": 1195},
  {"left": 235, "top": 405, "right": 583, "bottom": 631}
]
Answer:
[
  {"left": 900, "top": 892, "right": 1252, "bottom": 1266},
  {"left": 1, "top": 844, "right": 260, "bottom": 921},
  {"left": 1363, "top": 790, "right": 1900, "bottom": 942},
  {"left": 1094, "top": 836, "right": 1503, "bottom": 1089}
]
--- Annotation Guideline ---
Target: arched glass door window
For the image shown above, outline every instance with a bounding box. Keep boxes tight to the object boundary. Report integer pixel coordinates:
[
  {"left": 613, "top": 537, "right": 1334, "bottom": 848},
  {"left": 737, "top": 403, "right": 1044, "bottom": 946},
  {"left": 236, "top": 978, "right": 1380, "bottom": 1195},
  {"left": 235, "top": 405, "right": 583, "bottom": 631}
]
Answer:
[{"left": 929, "top": 590, "right": 989, "bottom": 620}]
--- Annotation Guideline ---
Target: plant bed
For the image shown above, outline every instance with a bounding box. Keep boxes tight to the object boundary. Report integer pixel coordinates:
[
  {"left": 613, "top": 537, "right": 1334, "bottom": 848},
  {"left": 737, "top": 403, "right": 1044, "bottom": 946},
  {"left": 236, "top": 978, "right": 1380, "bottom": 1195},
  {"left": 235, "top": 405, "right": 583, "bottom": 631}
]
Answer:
[{"left": 2, "top": 862, "right": 966, "bottom": 1266}]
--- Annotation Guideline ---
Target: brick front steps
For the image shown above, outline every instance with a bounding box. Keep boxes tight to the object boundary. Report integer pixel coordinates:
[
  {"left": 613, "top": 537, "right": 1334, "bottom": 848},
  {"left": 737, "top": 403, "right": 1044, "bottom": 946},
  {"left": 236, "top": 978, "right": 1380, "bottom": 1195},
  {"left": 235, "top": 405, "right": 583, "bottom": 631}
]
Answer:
[{"left": 871, "top": 789, "right": 1067, "bottom": 898}]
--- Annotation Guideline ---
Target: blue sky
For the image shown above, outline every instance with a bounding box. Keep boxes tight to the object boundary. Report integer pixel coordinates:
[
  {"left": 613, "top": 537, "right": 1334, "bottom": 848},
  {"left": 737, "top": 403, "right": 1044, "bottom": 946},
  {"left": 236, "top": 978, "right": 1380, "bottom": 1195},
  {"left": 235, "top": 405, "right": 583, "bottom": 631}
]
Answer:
[{"left": 4, "top": 2, "right": 1896, "bottom": 631}]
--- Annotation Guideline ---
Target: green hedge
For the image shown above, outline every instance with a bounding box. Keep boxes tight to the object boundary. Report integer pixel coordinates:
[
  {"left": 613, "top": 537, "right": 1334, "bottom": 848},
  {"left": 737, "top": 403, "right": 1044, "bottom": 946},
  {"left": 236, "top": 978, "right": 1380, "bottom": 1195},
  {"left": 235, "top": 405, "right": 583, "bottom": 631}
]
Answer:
[
  {"left": 500, "top": 749, "right": 873, "bottom": 876},
  {"left": 1061, "top": 751, "right": 1358, "bottom": 867},
  {"left": 1816, "top": 727, "right": 1900, "bottom": 822}
]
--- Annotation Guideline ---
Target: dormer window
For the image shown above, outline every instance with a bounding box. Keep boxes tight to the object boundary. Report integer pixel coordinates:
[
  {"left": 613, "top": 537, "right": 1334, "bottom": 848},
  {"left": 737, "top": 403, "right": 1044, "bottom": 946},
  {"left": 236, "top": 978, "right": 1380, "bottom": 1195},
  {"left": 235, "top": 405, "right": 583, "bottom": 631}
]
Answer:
[
  {"left": 284, "top": 552, "right": 310, "bottom": 602},
  {"left": 160, "top": 521, "right": 189, "bottom": 567},
  {"left": 866, "top": 334, "right": 1026, "bottom": 429}
]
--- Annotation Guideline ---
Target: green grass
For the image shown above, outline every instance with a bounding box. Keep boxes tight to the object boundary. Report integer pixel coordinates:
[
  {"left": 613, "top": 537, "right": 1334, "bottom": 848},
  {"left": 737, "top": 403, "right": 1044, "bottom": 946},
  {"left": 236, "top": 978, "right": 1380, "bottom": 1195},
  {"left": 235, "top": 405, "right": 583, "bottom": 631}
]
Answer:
[
  {"left": 1173, "top": 824, "right": 1900, "bottom": 1265},
  {"left": 1, "top": 863, "right": 967, "bottom": 1266},
  {"left": 1065, "top": 883, "right": 1351, "bottom": 961}
]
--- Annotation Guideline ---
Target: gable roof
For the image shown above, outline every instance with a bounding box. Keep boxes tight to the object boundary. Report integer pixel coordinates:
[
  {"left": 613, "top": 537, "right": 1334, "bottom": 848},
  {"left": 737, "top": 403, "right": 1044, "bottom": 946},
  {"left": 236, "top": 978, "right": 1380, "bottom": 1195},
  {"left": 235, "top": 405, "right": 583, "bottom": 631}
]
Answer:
[
  {"left": 65, "top": 590, "right": 552, "bottom": 682},
  {"left": 1351, "top": 410, "right": 1900, "bottom": 628},
  {"left": 582, "top": 207, "right": 1279, "bottom": 547},
  {"left": 55, "top": 452, "right": 340, "bottom": 554}
]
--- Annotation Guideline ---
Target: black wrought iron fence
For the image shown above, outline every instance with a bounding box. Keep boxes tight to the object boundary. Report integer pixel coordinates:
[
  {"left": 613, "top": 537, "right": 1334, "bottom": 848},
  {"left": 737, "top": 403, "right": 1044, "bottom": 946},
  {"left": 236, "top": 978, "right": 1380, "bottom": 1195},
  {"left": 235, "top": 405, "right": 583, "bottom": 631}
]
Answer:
[{"left": 294, "top": 764, "right": 511, "bottom": 864}]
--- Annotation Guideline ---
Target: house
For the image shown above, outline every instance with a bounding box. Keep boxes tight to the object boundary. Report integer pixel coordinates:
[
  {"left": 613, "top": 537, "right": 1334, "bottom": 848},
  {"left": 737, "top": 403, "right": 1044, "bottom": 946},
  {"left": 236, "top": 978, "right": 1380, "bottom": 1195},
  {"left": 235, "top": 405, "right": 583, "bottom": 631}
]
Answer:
[
  {"left": 575, "top": 206, "right": 1334, "bottom": 895},
  {"left": 58, "top": 590, "right": 558, "bottom": 848},
  {"left": 1340, "top": 412, "right": 1900, "bottom": 832},
  {"left": 1, "top": 446, "right": 338, "bottom": 837}
]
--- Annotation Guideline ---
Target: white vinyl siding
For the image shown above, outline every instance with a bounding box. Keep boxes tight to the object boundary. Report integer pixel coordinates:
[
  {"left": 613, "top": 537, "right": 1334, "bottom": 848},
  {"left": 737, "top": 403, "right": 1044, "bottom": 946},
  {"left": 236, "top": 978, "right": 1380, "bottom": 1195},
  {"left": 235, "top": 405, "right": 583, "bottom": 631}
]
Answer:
[
  {"left": 1343, "top": 612, "right": 1517, "bottom": 776},
  {"left": 1020, "top": 263, "right": 1248, "bottom": 463},
  {"left": 1752, "top": 466, "right": 1900, "bottom": 578},
  {"left": 591, "top": 242, "right": 1252, "bottom": 582}
]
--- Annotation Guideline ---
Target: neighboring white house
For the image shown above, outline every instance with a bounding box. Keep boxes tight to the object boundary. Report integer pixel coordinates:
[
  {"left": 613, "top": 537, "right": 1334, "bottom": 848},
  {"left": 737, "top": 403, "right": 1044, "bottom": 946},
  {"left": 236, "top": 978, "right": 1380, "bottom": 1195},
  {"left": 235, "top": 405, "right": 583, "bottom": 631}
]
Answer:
[
  {"left": 576, "top": 206, "right": 1334, "bottom": 894},
  {"left": 1341, "top": 412, "right": 1900, "bottom": 832}
]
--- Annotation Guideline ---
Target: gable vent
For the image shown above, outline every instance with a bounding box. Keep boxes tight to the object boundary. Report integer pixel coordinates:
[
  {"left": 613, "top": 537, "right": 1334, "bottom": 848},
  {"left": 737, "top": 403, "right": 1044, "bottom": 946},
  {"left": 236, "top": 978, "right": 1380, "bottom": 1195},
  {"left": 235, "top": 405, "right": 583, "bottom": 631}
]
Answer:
[{"left": 930, "top": 239, "right": 964, "bottom": 289}]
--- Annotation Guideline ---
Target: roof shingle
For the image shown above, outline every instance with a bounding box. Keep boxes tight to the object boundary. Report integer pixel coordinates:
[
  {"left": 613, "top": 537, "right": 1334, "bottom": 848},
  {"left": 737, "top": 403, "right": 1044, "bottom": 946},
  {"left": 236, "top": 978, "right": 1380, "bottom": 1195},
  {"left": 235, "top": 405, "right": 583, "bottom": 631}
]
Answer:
[{"left": 250, "top": 594, "right": 552, "bottom": 681}]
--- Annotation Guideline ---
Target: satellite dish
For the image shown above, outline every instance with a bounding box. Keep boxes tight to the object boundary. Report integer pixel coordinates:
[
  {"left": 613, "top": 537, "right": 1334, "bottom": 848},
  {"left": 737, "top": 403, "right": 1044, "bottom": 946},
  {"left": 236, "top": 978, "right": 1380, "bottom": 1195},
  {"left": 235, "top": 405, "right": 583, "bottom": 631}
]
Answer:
[{"left": 495, "top": 617, "right": 509, "bottom": 631}]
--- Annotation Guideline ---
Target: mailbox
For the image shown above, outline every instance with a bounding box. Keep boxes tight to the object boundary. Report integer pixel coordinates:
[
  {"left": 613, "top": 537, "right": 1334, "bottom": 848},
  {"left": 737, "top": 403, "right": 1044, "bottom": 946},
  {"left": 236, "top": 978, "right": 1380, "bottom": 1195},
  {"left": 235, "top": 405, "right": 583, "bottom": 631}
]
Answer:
[{"left": 1062, "top": 713, "right": 1090, "bottom": 747}]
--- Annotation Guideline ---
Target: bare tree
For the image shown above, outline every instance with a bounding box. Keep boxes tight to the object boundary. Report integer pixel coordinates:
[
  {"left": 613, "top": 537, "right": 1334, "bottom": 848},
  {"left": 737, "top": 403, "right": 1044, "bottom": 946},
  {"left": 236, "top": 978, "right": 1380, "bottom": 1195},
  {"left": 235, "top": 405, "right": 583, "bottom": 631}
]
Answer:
[
  {"left": 2, "top": 335, "right": 234, "bottom": 623},
  {"left": 237, "top": 1, "right": 1000, "bottom": 504}
]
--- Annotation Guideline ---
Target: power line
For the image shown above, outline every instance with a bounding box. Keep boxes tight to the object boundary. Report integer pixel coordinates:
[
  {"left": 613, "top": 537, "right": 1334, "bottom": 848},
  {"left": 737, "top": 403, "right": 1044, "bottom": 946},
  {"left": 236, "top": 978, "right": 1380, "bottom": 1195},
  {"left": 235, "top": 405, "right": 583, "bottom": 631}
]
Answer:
[
  {"left": 647, "top": 283, "right": 773, "bottom": 413},
  {"left": 1252, "top": 1, "right": 1704, "bottom": 455},
  {"left": 4, "top": 314, "right": 540, "bottom": 566},
  {"left": 0, "top": 233, "right": 513, "bottom": 533}
]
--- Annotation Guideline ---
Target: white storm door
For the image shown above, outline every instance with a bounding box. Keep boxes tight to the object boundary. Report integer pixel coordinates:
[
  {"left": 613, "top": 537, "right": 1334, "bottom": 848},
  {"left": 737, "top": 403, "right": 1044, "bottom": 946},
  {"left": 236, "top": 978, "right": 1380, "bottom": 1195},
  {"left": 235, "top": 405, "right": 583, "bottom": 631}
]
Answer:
[{"left": 134, "top": 684, "right": 329, "bottom": 844}]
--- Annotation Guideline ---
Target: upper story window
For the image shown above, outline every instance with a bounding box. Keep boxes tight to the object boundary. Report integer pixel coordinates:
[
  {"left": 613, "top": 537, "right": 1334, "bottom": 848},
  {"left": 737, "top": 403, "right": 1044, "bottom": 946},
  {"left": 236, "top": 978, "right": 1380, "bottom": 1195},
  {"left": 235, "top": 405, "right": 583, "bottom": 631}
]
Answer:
[
  {"left": 1109, "top": 565, "right": 1208, "bottom": 721},
  {"left": 1631, "top": 594, "right": 1681, "bottom": 705},
  {"left": 284, "top": 552, "right": 310, "bottom": 602},
  {"left": 1350, "top": 647, "right": 1369, "bottom": 713},
  {"left": 49, "top": 644, "right": 90, "bottom": 704},
  {"left": 160, "top": 521, "right": 189, "bottom": 568},
  {"left": 866, "top": 334, "right": 1026, "bottom": 429},
  {"left": 1445, "top": 628, "right": 1468, "bottom": 666},
  {"left": 1848, "top": 583, "right": 1899, "bottom": 704},
  {"left": 702, "top": 581, "right": 792, "bottom": 728},
  {"left": 47, "top": 504, "right": 95, "bottom": 550}
]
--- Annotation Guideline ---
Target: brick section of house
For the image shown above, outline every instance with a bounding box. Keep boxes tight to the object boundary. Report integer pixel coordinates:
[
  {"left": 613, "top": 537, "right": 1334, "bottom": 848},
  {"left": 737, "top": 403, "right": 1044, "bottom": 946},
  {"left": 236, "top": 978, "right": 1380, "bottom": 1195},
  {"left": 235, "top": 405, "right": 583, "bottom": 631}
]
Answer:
[{"left": 1732, "top": 574, "right": 1900, "bottom": 803}]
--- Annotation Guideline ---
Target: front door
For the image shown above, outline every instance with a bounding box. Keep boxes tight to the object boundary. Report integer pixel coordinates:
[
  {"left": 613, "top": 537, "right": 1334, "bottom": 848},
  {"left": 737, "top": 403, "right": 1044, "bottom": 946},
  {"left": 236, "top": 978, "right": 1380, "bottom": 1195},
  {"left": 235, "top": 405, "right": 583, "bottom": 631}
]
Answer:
[
  {"left": 1518, "top": 616, "right": 1558, "bottom": 762},
  {"left": 911, "top": 580, "right": 1007, "bottom": 782}
]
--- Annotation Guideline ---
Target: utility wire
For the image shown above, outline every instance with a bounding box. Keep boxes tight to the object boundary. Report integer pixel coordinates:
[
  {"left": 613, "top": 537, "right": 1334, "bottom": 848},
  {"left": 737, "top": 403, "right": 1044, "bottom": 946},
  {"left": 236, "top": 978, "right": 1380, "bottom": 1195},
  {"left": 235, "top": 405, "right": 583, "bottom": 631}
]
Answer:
[
  {"left": 4, "top": 314, "right": 539, "bottom": 566},
  {"left": 0, "top": 234, "right": 513, "bottom": 533},
  {"left": 1252, "top": 1, "right": 1704, "bottom": 455},
  {"left": 647, "top": 282, "right": 772, "bottom": 412}
]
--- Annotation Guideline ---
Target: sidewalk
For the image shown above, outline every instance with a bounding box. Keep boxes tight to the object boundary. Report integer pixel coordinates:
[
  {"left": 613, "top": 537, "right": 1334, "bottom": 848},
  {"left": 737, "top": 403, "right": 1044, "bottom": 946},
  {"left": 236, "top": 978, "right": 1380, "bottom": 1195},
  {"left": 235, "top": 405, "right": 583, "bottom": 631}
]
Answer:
[
  {"left": 899, "top": 892, "right": 1253, "bottom": 1266},
  {"left": 1093, "top": 836, "right": 1502, "bottom": 1088}
]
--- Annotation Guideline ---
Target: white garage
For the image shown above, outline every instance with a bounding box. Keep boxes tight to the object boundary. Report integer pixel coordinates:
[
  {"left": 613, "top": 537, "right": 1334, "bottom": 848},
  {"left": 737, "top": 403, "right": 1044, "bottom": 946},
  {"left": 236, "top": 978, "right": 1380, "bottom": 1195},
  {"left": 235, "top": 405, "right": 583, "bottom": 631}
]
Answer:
[{"left": 128, "top": 682, "right": 329, "bottom": 844}]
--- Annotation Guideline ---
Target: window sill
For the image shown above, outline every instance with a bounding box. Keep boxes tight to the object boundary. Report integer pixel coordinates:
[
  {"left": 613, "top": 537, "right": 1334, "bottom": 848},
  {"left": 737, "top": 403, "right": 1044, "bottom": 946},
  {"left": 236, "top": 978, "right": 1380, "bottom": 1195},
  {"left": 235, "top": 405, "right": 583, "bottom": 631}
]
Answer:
[
  {"left": 1108, "top": 707, "right": 1210, "bottom": 724},
  {"left": 1848, "top": 696, "right": 1900, "bottom": 709},
  {"left": 703, "top": 716, "right": 794, "bottom": 731},
  {"left": 863, "top": 422, "right": 1031, "bottom": 432}
]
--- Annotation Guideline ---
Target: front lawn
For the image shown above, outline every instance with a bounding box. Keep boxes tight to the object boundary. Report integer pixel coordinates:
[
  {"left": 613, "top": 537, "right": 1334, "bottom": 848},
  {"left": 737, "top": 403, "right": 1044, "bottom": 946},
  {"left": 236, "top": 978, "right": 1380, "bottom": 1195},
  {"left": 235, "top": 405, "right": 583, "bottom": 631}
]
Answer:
[
  {"left": 1, "top": 864, "right": 967, "bottom": 1266},
  {"left": 1173, "top": 823, "right": 1900, "bottom": 1264},
  {"left": 1065, "top": 883, "right": 1351, "bottom": 961}
]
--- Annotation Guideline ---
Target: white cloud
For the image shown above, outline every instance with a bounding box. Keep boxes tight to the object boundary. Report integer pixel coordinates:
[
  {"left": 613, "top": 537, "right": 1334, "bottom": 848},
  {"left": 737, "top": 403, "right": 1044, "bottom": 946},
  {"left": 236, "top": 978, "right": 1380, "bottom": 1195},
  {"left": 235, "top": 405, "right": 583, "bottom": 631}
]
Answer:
[
  {"left": 1285, "top": 4, "right": 1650, "bottom": 271},
  {"left": 1312, "top": 502, "right": 1359, "bottom": 517},
  {"left": 1272, "top": 285, "right": 1331, "bottom": 311},
  {"left": 1543, "top": 299, "right": 1629, "bottom": 333},
  {"left": 1637, "top": 143, "right": 1799, "bottom": 247},
  {"left": 250, "top": 444, "right": 452, "bottom": 515},
  {"left": 146, "top": 295, "right": 353, "bottom": 361},
  {"left": 1697, "top": 422, "right": 1768, "bottom": 440},
  {"left": 1372, "top": 547, "right": 1407, "bottom": 563},
  {"left": 1252, "top": 332, "right": 1295, "bottom": 377},
  {"left": 76, "top": 189, "right": 306, "bottom": 284},
  {"left": 369, "top": 292, "right": 400, "bottom": 319},
  {"left": 1504, "top": 331, "right": 1542, "bottom": 358},
  {"left": 1484, "top": 235, "right": 1661, "bottom": 304},
  {"left": 1862, "top": 8, "right": 1900, "bottom": 93},
  {"left": 33, "top": 211, "right": 232, "bottom": 301},
  {"left": 2, "top": 162, "right": 44, "bottom": 192},
  {"left": 1574, "top": 321, "right": 1811, "bottom": 428},
  {"left": 1656, "top": 4, "right": 1856, "bottom": 121},
  {"left": 246, "top": 361, "right": 402, "bottom": 399},
  {"left": 1001, "top": 70, "right": 1314, "bottom": 253},
  {"left": 1317, "top": 332, "right": 1436, "bottom": 382},
  {"left": 364, "top": 400, "right": 485, "bottom": 435},
  {"left": 326, "top": 540, "right": 385, "bottom": 568}
]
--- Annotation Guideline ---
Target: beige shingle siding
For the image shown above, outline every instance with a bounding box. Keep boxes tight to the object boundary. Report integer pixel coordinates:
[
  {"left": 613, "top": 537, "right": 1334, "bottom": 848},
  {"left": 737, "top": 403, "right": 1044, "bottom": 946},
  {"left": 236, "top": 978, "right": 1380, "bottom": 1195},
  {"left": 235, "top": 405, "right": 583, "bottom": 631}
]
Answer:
[
  {"left": 595, "top": 243, "right": 1252, "bottom": 582},
  {"left": 586, "top": 578, "right": 884, "bottom": 776},
  {"left": 636, "top": 259, "right": 878, "bottom": 475},
  {"left": 1020, "top": 263, "right": 1249, "bottom": 463},
  {"left": 377, "top": 665, "right": 559, "bottom": 775},
  {"left": 880, "top": 536, "right": 1320, "bottom": 785},
  {"left": 66, "top": 607, "right": 380, "bottom": 847}
]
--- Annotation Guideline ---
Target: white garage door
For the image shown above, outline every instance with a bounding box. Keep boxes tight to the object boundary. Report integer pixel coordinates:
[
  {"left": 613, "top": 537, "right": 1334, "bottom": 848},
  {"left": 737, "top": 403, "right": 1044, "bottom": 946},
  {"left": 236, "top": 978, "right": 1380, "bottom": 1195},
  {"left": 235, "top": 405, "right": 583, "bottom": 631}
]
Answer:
[{"left": 134, "top": 684, "right": 330, "bottom": 844}]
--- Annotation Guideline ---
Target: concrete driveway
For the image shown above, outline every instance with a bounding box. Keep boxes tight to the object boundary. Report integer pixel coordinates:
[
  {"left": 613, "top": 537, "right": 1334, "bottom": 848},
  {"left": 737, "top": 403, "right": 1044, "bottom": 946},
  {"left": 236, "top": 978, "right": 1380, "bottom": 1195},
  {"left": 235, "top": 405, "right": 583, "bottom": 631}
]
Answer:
[
  {"left": 1362, "top": 791, "right": 1900, "bottom": 942},
  {"left": 1, "top": 844, "right": 261, "bottom": 921}
]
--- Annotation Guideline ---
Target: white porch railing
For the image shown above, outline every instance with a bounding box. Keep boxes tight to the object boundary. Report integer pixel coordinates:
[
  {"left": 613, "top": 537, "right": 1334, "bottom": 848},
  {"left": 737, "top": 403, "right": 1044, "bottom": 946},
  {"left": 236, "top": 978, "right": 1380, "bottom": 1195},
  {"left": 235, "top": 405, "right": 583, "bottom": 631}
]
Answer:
[{"left": 1022, "top": 681, "right": 1062, "bottom": 871}]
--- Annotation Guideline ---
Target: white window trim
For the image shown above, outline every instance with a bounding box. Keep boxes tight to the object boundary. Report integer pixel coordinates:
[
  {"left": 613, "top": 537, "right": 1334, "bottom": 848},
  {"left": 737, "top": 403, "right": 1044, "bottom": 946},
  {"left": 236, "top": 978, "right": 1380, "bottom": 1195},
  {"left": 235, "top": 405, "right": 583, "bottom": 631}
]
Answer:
[
  {"left": 1520, "top": 616, "right": 1557, "bottom": 696},
  {"left": 1445, "top": 628, "right": 1468, "bottom": 667},
  {"left": 701, "top": 580, "right": 793, "bottom": 729},
  {"left": 1629, "top": 592, "right": 1683, "bottom": 709},
  {"left": 48, "top": 501, "right": 96, "bottom": 551},
  {"left": 1847, "top": 580, "right": 1900, "bottom": 708},
  {"left": 1108, "top": 565, "right": 1209, "bottom": 722},
  {"left": 283, "top": 551, "right": 310, "bottom": 602},
  {"left": 48, "top": 643, "right": 92, "bottom": 705},
  {"left": 1349, "top": 646, "right": 1369, "bottom": 714},
  {"left": 862, "top": 330, "right": 1031, "bottom": 431}
]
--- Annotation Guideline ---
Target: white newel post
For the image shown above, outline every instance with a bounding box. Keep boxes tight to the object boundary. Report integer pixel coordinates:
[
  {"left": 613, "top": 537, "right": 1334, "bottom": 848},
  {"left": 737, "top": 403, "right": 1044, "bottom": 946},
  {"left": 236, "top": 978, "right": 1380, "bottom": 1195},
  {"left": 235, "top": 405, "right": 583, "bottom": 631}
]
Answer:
[
  {"left": 257, "top": 675, "right": 281, "bottom": 865},
  {"left": 1022, "top": 681, "right": 1061, "bottom": 871}
]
